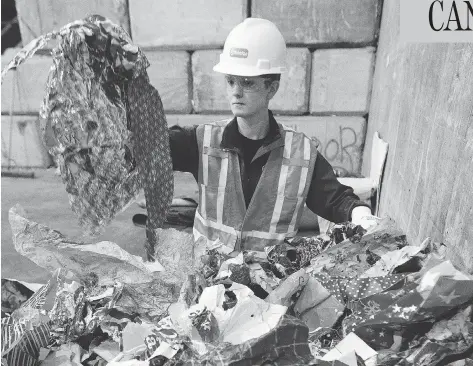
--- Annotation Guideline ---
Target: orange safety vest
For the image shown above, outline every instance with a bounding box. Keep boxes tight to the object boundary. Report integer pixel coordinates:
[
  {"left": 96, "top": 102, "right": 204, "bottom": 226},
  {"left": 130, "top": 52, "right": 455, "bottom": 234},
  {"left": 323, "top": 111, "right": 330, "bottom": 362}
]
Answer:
[{"left": 193, "top": 119, "right": 318, "bottom": 254}]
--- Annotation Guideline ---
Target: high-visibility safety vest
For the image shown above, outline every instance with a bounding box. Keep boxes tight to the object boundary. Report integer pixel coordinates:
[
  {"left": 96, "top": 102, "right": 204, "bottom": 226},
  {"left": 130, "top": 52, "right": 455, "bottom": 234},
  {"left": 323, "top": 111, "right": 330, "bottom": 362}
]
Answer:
[{"left": 193, "top": 119, "right": 318, "bottom": 254}]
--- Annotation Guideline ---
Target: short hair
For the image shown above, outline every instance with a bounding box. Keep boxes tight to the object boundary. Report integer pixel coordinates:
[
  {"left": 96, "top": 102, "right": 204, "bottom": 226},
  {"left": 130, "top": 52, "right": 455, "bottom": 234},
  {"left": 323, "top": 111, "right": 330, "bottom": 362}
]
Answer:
[
  {"left": 261, "top": 74, "right": 281, "bottom": 88},
  {"left": 261, "top": 74, "right": 281, "bottom": 82}
]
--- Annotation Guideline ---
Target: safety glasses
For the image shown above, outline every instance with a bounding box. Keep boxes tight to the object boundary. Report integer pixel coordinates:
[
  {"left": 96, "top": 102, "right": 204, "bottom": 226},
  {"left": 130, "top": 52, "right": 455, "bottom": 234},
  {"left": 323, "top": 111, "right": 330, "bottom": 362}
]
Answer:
[{"left": 225, "top": 75, "right": 271, "bottom": 93}]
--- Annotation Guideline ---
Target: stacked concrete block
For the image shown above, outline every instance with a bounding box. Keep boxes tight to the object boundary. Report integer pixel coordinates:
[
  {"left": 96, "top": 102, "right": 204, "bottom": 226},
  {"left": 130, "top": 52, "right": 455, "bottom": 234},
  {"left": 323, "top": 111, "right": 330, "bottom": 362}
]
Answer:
[
  {"left": 192, "top": 48, "right": 311, "bottom": 114},
  {"left": 310, "top": 48, "right": 375, "bottom": 114},
  {"left": 1, "top": 49, "right": 52, "bottom": 168},
  {"left": 1, "top": 49, "right": 52, "bottom": 115},
  {"left": 15, "top": 0, "right": 130, "bottom": 45},
  {"left": 129, "top": 0, "right": 247, "bottom": 48},
  {"left": 1, "top": 116, "right": 52, "bottom": 168},
  {"left": 252, "top": 0, "right": 381, "bottom": 45},
  {"left": 191, "top": 50, "right": 228, "bottom": 113},
  {"left": 269, "top": 48, "right": 311, "bottom": 114},
  {"left": 146, "top": 51, "right": 192, "bottom": 113}
]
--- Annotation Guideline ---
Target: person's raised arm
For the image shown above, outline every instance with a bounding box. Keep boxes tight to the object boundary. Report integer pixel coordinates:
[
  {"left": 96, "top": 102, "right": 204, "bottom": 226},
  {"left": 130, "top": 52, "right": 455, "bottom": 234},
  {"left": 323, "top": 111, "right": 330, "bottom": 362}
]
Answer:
[{"left": 169, "top": 125, "right": 199, "bottom": 180}]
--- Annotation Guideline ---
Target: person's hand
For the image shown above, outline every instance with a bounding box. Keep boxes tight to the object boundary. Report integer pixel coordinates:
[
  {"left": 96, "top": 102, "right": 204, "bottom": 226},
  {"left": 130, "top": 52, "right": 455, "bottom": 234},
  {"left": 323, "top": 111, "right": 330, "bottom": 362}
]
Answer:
[{"left": 351, "top": 206, "right": 380, "bottom": 230}]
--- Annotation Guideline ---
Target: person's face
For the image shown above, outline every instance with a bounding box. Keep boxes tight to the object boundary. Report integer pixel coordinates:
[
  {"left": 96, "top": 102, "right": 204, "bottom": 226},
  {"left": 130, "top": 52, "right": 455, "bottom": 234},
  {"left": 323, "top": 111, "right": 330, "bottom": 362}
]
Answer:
[{"left": 225, "top": 75, "right": 279, "bottom": 118}]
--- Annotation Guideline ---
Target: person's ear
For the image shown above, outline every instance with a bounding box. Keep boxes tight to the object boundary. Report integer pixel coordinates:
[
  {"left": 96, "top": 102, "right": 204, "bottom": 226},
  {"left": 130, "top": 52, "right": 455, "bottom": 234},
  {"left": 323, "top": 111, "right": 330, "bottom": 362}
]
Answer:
[{"left": 267, "top": 80, "right": 280, "bottom": 100}]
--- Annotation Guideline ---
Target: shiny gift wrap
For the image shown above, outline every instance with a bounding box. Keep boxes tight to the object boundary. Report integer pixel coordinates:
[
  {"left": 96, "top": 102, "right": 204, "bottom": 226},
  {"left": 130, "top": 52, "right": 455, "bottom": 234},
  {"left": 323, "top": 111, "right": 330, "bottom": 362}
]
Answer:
[
  {"left": 1, "top": 269, "right": 91, "bottom": 366},
  {"left": 1, "top": 15, "right": 173, "bottom": 258}
]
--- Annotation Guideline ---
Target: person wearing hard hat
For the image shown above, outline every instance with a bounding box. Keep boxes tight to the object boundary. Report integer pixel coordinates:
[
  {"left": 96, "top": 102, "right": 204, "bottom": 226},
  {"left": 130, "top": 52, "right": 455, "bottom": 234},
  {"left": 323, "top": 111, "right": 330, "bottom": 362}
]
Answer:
[{"left": 169, "top": 18, "right": 374, "bottom": 254}]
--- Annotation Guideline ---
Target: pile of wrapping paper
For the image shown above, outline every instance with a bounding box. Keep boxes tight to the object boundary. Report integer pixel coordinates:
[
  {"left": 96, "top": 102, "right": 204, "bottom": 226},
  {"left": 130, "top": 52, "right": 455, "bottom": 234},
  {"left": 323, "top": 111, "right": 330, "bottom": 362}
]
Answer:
[{"left": 3, "top": 206, "right": 473, "bottom": 366}]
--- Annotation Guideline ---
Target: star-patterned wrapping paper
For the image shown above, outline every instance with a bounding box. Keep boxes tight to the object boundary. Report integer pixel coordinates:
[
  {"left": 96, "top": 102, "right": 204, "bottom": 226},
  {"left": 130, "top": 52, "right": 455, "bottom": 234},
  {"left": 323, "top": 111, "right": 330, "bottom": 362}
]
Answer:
[
  {"left": 375, "top": 305, "right": 473, "bottom": 366},
  {"left": 1, "top": 15, "right": 173, "bottom": 249},
  {"left": 295, "top": 273, "right": 406, "bottom": 335},
  {"left": 307, "top": 260, "right": 473, "bottom": 365},
  {"left": 298, "top": 226, "right": 473, "bottom": 366},
  {"left": 313, "top": 274, "right": 407, "bottom": 308}
]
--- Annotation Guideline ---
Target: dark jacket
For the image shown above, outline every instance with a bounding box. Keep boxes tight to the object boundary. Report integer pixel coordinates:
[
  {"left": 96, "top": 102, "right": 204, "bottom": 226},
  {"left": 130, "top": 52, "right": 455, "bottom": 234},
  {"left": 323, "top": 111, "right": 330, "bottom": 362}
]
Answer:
[{"left": 169, "top": 111, "right": 370, "bottom": 223}]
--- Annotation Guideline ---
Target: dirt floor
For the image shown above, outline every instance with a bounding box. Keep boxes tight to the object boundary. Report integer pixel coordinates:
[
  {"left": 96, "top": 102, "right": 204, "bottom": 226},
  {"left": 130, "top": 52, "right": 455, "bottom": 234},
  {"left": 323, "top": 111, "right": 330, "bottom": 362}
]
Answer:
[{"left": 1, "top": 169, "right": 199, "bottom": 284}]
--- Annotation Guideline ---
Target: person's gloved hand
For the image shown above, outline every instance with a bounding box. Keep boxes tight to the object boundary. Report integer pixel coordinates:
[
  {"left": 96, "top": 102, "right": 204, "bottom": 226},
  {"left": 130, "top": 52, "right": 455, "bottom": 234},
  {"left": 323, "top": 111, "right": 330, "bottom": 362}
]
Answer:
[{"left": 351, "top": 206, "right": 380, "bottom": 230}]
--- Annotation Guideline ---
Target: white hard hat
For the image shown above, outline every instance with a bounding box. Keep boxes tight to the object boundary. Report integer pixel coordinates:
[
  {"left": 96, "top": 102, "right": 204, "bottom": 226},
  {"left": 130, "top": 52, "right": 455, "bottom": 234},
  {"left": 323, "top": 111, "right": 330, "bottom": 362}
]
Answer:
[{"left": 213, "top": 18, "right": 287, "bottom": 77}]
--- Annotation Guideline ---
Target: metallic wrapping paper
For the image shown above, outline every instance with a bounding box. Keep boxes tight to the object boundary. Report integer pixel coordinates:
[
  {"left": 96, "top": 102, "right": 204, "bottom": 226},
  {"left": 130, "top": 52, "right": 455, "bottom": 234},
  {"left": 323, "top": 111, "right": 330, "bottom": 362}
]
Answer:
[{"left": 1, "top": 15, "right": 173, "bottom": 258}]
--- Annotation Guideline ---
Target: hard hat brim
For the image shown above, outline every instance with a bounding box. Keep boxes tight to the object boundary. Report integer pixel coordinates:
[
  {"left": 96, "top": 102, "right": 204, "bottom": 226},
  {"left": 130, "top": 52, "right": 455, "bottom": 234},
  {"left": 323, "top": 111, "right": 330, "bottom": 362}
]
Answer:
[{"left": 213, "top": 62, "right": 285, "bottom": 77}]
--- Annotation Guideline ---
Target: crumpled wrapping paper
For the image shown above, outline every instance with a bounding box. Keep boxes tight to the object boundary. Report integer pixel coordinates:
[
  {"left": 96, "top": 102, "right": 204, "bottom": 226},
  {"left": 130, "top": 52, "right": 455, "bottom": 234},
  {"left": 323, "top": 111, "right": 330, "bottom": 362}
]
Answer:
[
  {"left": 40, "top": 343, "right": 82, "bottom": 366},
  {"left": 1, "top": 279, "right": 35, "bottom": 313},
  {"left": 8, "top": 204, "right": 209, "bottom": 326},
  {"left": 157, "top": 283, "right": 313, "bottom": 366},
  {"left": 376, "top": 305, "right": 473, "bottom": 366},
  {"left": 1, "top": 318, "right": 51, "bottom": 366},
  {"left": 176, "top": 314, "right": 313, "bottom": 366},
  {"left": 307, "top": 218, "right": 411, "bottom": 278},
  {"left": 150, "top": 228, "right": 208, "bottom": 286},
  {"left": 292, "top": 219, "right": 473, "bottom": 365},
  {"left": 1, "top": 268, "right": 136, "bottom": 366},
  {"left": 341, "top": 261, "right": 473, "bottom": 347},
  {"left": 113, "top": 281, "right": 180, "bottom": 323},
  {"left": 9, "top": 204, "right": 163, "bottom": 285},
  {"left": 1, "top": 15, "right": 173, "bottom": 258},
  {"left": 1, "top": 268, "right": 92, "bottom": 365},
  {"left": 175, "top": 284, "right": 287, "bottom": 347},
  {"left": 304, "top": 246, "right": 473, "bottom": 365},
  {"left": 75, "top": 283, "right": 312, "bottom": 365},
  {"left": 208, "top": 252, "right": 281, "bottom": 297},
  {"left": 4, "top": 214, "right": 473, "bottom": 365}
]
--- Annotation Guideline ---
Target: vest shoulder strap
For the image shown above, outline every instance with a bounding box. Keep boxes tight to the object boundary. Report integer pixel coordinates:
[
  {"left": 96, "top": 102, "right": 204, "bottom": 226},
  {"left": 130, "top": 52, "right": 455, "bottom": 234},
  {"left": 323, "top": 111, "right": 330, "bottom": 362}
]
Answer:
[
  {"left": 196, "top": 118, "right": 232, "bottom": 151},
  {"left": 278, "top": 123, "right": 319, "bottom": 161}
]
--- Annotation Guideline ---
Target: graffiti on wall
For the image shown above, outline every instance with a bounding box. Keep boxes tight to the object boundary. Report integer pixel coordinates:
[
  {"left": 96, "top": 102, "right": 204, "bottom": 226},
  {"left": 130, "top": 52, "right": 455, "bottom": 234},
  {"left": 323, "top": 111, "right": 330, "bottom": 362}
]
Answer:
[{"left": 285, "top": 123, "right": 362, "bottom": 176}]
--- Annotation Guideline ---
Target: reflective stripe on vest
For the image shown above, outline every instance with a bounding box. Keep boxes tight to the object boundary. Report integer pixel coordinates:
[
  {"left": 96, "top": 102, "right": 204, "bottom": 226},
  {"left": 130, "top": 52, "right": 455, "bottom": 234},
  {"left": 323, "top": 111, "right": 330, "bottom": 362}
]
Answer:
[{"left": 194, "top": 120, "right": 317, "bottom": 253}]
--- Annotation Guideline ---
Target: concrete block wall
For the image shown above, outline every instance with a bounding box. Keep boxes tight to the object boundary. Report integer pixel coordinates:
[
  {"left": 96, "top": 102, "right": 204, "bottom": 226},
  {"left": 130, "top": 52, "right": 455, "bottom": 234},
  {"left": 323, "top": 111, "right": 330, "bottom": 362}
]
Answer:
[
  {"left": 15, "top": 0, "right": 131, "bottom": 45},
  {"left": 310, "top": 48, "right": 375, "bottom": 114},
  {"left": 362, "top": 0, "right": 473, "bottom": 273},
  {"left": 146, "top": 51, "right": 192, "bottom": 113},
  {"left": 1, "top": 49, "right": 53, "bottom": 168},
  {"left": 252, "top": 0, "right": 381, "bottom": 45},
  {"left": 129, "top": 0, "right": 247, "bottom": 48},
  {"left": 1, "top": 116, "right": 52, "bottom": 168},
  {"left": 3, "top": 0, "right": 383, "bottom": 172},
  {"left": 1, "top": 49, "right": 51, "bottom": 114}
]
